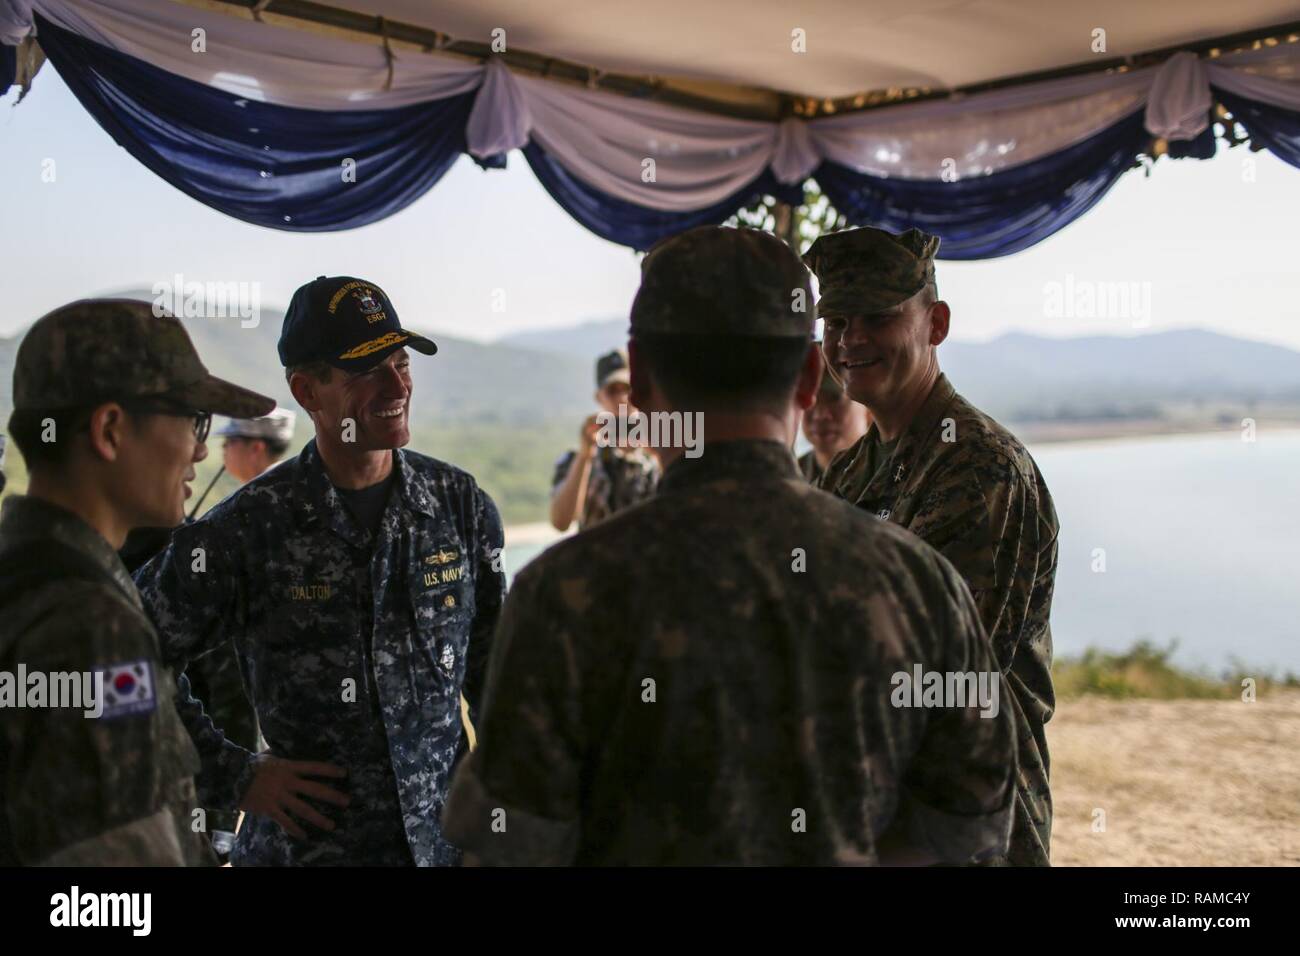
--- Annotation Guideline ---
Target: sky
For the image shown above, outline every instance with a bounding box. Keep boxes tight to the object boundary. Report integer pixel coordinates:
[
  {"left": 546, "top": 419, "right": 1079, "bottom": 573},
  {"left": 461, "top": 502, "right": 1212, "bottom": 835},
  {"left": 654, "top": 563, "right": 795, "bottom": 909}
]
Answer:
[{"left": 2, "top": 67, "right": 1300, "bottom": 350}]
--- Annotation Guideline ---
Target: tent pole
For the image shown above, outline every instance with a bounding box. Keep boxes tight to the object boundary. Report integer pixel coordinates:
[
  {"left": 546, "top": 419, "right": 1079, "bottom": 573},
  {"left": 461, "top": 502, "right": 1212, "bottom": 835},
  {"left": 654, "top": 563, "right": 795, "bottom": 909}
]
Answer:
[{"left": 772, "top": 201, "right": 799, "bottom": 252}]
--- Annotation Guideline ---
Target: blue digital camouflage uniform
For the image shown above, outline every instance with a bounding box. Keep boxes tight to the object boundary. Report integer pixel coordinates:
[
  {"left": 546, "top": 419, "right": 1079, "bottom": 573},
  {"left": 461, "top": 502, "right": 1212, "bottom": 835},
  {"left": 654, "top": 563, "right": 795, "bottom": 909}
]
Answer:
[{"left": 134, "top": 439, "right": 506, "bottom": 866}]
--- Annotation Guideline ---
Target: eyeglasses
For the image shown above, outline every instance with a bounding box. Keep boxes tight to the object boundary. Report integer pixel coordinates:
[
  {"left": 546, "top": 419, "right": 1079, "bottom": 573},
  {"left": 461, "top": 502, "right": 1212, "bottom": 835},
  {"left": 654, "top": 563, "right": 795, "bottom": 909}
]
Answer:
[{"left": 125, "top": 400, "right": 212, "bottom": 443}]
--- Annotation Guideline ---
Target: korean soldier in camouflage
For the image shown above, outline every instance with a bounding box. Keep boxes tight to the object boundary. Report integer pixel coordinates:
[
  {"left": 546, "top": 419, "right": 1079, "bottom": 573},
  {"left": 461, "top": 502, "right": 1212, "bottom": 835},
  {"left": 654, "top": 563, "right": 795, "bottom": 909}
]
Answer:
[
  {"left": 797, "top": 351, "right": 870, "bottom": 484},
  {"left": 444, "top": 226, "right": 1017, "bottom": 865},
  {"left": 0, "top": 298, "right": 275, "bottom": 865},
  {"left": 550, "top": 348, "right": 659, "bottom": 531},
  {"left": 805, "top": 226, "right": 1059, "bottom": 866},
  {"left": 135, "top": 276, "right": 506, "bottom": 866}
]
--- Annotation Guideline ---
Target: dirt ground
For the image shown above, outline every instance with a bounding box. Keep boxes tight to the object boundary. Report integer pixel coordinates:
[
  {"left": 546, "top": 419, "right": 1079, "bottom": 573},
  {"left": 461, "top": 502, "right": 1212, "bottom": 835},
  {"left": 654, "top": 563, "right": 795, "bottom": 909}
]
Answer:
[{"left": 1049, "top": 691, "right": 1300, "bottom": 866}]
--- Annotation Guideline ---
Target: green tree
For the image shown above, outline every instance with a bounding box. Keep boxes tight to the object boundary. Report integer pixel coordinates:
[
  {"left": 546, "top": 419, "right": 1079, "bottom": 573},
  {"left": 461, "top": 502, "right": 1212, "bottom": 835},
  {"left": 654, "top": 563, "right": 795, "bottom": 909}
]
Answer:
[{"left": 728, "top": 179, "right": 847, "bottom": 253}]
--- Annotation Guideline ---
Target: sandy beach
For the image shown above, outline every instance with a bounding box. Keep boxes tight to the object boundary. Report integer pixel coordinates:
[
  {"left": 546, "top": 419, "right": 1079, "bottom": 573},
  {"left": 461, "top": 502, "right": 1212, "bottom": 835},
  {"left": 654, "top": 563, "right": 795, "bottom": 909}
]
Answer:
[{"left": 1049, "top": 691, "right": 1300, "bottom": 866}]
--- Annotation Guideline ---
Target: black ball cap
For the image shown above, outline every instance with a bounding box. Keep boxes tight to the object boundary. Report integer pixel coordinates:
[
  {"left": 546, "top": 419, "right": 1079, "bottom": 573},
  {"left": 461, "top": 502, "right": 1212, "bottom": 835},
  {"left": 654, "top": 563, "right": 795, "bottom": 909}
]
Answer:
[{"left": 278, "top": 276, "right": 437, "bottom": 372}]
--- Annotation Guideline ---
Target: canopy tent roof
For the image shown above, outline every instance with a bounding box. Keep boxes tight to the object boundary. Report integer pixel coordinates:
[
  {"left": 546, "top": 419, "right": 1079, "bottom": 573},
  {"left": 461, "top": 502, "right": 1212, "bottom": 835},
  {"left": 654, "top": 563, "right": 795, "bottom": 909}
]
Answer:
[
  {"left": 194, "top": 0, "right": 1300, "bottom": 112},
  {"left": 3, "top": 0, "right": 1300, "bottom": 258}
]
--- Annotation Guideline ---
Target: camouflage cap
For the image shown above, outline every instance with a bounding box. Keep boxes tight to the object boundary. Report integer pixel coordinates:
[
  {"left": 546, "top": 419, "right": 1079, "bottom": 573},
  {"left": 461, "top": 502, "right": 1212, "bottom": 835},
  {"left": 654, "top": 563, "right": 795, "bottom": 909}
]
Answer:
[
  {"left": 630, "top": 226, "right": 814, "bottom": 338},
  {"left": 13, "top": 299, "right": 275, "bottom": 418},
  {"left": 595, "top": 349, "right": 630, "bottom": 389},
  {"left": 215, "top": 407, "right": 296, "bottom": 443},
  {"left": 803, "top": 226, "right": 940, "bottom": 318}
]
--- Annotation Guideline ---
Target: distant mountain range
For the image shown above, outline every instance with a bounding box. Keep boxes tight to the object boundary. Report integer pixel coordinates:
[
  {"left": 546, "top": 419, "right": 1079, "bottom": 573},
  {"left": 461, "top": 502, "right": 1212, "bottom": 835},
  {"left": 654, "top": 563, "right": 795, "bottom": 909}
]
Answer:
[
  {"left": 499, "top": 318, "right": 631, "bottom": 362},
  {"left": 4, "top": 298, "right": 1299, "bottom": 428},
  {"left": 499, "top": 320, "right": 1300, "bottom": 421},
  {"left": 942, "top": 329, "right": 1300, "bottom": 419},
  {"left": 0, "top": 291, "right": 593, "bottom": 428}
]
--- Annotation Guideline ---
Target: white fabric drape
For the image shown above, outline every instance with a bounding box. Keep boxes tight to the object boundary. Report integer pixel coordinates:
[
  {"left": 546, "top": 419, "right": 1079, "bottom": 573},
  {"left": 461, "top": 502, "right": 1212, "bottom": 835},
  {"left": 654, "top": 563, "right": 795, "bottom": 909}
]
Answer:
[
  {"left": 7, "top": 0, "right": 1300, "bottom": 212},
  {"left": 17, "top": 0, "right": 482, "bottom": 105},
  {"left": 1146, "top": 51, "right": 1212, "bottom": 140},
  {"left": 771, "top": 117, "right": 820, "bottom": 185},
  {"left": 808, "top": 68, "right": 1154, "bottom": 180},
  {"left": 467, "top": 57, "right": 530, "bottom": 157},
  {"left": 512, "top": 72, "right": 778, "bottom": 209},
  {"left": 0, "top": 0, "right": 32, "bottom": 45},
  {"left": 1208, "top": 45, "right": 1300, "bottom": 111}
]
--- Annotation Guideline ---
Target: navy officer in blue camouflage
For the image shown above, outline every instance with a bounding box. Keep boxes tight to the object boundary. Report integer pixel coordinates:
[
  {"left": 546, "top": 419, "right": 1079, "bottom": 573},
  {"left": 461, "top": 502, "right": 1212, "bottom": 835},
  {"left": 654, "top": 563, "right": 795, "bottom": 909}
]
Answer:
[{"left": 135, "top": 276, "right": 507, "bottom": 866}]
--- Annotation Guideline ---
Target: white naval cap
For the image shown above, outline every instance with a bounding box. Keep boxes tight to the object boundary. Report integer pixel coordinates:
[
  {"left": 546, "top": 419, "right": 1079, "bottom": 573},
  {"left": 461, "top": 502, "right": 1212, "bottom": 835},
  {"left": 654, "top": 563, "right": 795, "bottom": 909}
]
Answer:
[{"left": 215, "top": 407, "right": 296, "bottom": 443}]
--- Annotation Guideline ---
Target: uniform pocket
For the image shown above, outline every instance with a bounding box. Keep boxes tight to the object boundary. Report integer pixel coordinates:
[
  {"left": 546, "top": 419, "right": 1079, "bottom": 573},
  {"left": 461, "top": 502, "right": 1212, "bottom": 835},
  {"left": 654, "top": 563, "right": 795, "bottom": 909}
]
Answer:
[
  {"left": 413, "top": 601, "right": 471, "bottom": 689},
  {"left": 409, "top": 539, "right": 477, "bottom": 714}
]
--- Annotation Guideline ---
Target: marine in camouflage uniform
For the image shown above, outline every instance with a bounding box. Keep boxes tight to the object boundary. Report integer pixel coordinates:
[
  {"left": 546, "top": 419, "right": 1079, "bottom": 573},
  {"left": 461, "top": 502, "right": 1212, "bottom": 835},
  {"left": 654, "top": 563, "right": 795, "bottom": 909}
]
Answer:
[
  {"left": 443, "top": 227, "right": 1017, "bottom": 865},
  {"left": 806, "top": 227, "right": 1059, "bottom": 866},
  {"left": 135, "top": 277, "right": 505, "bottom": 866},
  {"left": 550, "top": 349, "right": 659, "bottom": 531},
  {"left": 0, "top": 299, "right": 274, "bottom": 865}
]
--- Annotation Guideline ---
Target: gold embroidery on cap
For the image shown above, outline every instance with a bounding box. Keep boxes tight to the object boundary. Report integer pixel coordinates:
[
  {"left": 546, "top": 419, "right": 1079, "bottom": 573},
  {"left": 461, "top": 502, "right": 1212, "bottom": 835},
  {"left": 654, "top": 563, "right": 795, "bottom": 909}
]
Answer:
[{"left": 338, "top": 331, "right": 408, "bottom": 360}]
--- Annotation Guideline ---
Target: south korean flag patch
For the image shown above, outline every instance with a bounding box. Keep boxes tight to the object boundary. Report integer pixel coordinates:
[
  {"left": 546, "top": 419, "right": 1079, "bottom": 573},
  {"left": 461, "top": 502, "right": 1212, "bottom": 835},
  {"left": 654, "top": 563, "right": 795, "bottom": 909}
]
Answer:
[{"left": 97, "top": 660, "right": 157, "bottom": 720}]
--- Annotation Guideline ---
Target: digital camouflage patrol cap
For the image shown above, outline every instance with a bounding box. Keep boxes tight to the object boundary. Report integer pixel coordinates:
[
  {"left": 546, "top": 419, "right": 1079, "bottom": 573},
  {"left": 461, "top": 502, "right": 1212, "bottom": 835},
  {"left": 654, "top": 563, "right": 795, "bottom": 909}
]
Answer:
[
  {"left": 803, "top": 226, "right": 941, "bottom": 318},
  {"left": 216, "top": 407, "right": 296, "bottom": 443},
  {"left": 279, "top": 276, "right": 436, "bottom": 373},
  {"left": 13, "top": 299, "right": 275, "bottom": 418},
  {"left": 630, "top": 226, "right": 815, "bottom": 338}
]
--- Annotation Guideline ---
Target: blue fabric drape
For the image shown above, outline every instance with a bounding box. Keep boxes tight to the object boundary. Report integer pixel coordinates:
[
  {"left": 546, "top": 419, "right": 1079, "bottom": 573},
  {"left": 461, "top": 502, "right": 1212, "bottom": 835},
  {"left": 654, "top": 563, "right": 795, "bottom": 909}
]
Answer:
[
  {"left": 27, "top": 14, "right": 1300, "bottom": 255},
  {"left": 523, "top": 140, "right": 802, "bottom": 251},
  {"left": 34, "top": 15, "right": 473, "bottom": 231},
  {"left": 816, "top": 110, "right": 1151, "bottom": 259},
  {"left": 1166, "top": 120, "right": 1218, "bottom": 161},
  {"left": 1217, "top": 89, "right": 1300, "bottom": 171}
]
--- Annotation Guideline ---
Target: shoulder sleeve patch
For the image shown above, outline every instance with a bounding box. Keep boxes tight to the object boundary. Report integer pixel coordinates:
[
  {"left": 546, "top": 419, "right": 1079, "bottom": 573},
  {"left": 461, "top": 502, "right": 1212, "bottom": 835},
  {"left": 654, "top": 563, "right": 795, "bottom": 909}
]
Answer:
[{"left": 96, "top": 660, "right": 157, "bottom": 720}]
